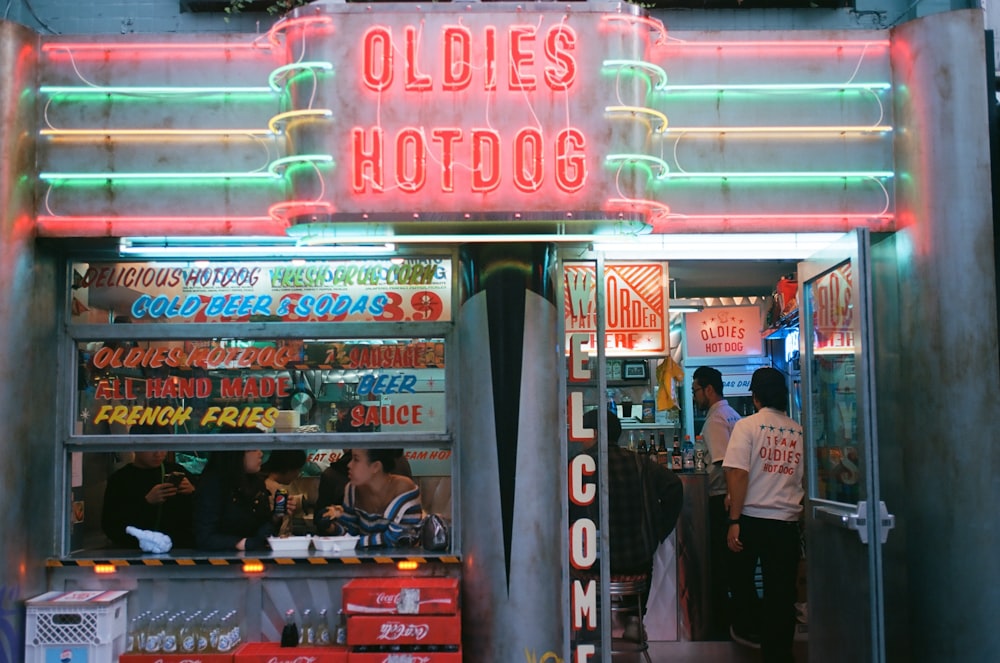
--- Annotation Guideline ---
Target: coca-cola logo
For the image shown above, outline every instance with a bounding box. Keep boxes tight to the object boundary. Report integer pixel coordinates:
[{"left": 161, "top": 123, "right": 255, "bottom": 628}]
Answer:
[
  {"left": 265, "top": 656, "right": 317, "bottom": 663},
  {"left": 375, "top": 591, "right": 400, "bottom": 606},
  {"left": 376, "top": 621, "right": 431, "bottom": 641}
]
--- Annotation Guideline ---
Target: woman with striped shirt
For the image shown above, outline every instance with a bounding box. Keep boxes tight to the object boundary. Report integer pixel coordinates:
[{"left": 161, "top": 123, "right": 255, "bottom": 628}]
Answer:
[{"left": 321, "top": 448, "right": 423, "bottom": 548}]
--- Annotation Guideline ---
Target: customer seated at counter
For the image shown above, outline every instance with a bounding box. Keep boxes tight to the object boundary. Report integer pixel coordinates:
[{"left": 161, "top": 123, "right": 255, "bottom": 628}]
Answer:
[
  {"left": 260, "top": 449, "right": 308, "bottom": 535},
  {"left": 194, "top": 449, "right": 299, "bottom": 552},
  {"left": 101, "top": 424, "right": 196, "bottom": 549},
  {"left": 317, "top": 448, "right": 423, "bottom": 547},
  {"left": 314, "top": 450, "right": 413, "bottom": 536}
]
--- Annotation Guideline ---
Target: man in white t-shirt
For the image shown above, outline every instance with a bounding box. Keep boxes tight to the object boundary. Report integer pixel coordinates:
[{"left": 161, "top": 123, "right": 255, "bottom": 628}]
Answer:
[
  {"left": 691, "top": 365, "right": 748, "bottom": 642},
  {"left": 723, "top": 367, "right": 804, "bottom": 663}
]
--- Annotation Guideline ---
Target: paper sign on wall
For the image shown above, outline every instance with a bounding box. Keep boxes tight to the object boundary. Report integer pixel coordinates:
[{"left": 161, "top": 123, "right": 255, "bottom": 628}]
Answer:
[{"left": 684, "top": 306, "right": 763, "bottom": 358}]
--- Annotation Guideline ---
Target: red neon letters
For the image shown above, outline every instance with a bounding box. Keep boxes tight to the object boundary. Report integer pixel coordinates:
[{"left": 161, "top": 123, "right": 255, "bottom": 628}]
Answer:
[{"left": 354, "top": 22, "right": 587, "bottom": 197}]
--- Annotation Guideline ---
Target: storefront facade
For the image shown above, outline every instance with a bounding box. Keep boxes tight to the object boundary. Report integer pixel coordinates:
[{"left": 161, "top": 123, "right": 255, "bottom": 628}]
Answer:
[{"left": 1, "top": 2, "right": 999, "bottom": 661}]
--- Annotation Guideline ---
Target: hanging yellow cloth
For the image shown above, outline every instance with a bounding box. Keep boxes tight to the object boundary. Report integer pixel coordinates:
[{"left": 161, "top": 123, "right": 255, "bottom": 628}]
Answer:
[{"left": 656, "top": 356, "right": 685, "bottom": 410}]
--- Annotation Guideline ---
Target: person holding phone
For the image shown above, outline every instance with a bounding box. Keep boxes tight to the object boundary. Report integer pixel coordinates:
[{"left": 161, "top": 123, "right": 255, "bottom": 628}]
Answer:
[{"left": 101, "top": 424, "right": 196, "bottom": 549}]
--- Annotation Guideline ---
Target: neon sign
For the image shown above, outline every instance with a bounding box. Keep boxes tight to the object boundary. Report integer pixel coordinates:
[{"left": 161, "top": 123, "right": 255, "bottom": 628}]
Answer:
[{"left": 306, "top": 12, "right": 603, "bottom": 215}]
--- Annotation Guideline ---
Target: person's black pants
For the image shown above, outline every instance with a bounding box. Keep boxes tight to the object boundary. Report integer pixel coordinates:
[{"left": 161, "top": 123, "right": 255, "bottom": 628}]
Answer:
[{"left": 730, "top": 515, "right": 800, "bottom": 663}]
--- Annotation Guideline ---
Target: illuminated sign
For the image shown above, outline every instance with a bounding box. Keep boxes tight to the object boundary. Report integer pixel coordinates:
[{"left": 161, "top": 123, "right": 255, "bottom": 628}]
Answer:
[
  {"left": 684, "top": 306, "right": 763, "bottom": 358},
  {"left": 279, "top": 8, "right": 622, "bottom": 217},
  {"left": 563, "top": 262, "right": 669, "bottom": 355}
]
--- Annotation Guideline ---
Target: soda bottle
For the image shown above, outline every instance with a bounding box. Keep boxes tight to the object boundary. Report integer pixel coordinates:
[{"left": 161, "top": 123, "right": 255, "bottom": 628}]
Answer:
[
  {"left": 161, "top": 615, "right": 179, "bottom": 653},
  {"left": 694, "top": 435, "right": 708, "bottom": 473},
  {"left": 315, "top": 608, "right": 331, "bottom": 646},
  {"left": 671, "top": 436, "right": 682, "bottom": 471},
  {"left": 334, "top": 609, "right": 347, "bottom": 645},
  {"left": 682, "top": 435, "right": 695, "bottom": 471},
  {"left": 143, "top": 612, "right": 165, "bottom": 653},
  {"left": 656, "top": 432, "right": 669, "bottom": 467},
  {"left": 280, "top": 609, "right": 299, "bottom": 647},
  {"left": 179, "top": 614, "right": 199, "bottom": 654},
  {"left": 300, "top": 608, "right": 315, "bottom": 645}
]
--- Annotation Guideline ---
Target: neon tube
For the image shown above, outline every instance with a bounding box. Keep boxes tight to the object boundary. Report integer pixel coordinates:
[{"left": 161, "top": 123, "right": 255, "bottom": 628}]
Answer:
[
  {"left": 653, "top": 170, "right": 893, "bottom": 180},
  {"left": 39, "top": 171, "right": 280, "bottom": 181},
  {"left": 665, "top": 125, "right": 892, "bottom": 134},
  {"left": 657, "top": 40, "right": 890, "bottom": 49},
  {"left": 268, "top": 61, "right": 335, "bottom": 92},
  {"left": 601, "top": 15, "right": 669, "bottom": 47},
  {"left": 267, "top": 154, "right": 335, "bottom": 177},
  {"left": 605, "top": 105, "right": 668, "bottom": 133},
  {"left": 40, "top": 85, "right": 274, "bottom": 95},
  {"left": 605, "top": 154, "right": 670, "bottom": 179},
  {"left": 42, "top": 42, "right": 265, "bottom": 52},
  {"left": 268, "top": 109, "right": 334, "bottom": 134},
  {"left": 40, "top": 128, "right": 275, "bottom": 138},
  {"left": 657, "top": 83, "right": 890, "bottom": 92},
  {"left": 266, "top": 15, "right": 336, "bottom": 50},
  {"left": 602, "top": 59, "right": 668, "bottom": 91},
  {"left": 36, "top": 216, "right": 286, "bottom": 237}
]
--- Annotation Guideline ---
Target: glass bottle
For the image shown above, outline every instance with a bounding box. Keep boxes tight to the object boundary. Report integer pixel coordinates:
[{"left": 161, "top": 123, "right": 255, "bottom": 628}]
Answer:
[
  {"left": 300, "top": 608, "right": 315, "bottom": 645},
  {"left": 694, "top": 435, "right": 708, "bottom": 473},
  {"left": 334, "top": 609, "right": 347, "bottom": 645},
  {"left": 682, "top": 434, "right": 695, "bottom": 471},
  {"left": 161, "top": 615, "right": 179, "bottom": 653},
  {"left": 325, "top": 403, "right": 339, "bottom": 432},
  {"left": 178, "top": 613, "right": 199, "bottom": 654},
  {"left": 656, "top": 432, "right": 669, "bottom": 467},
  {"left": 315, "top": 608, "right": 331, "bottom": 646},
  {"left": 281, "top": 609, "right": 299, "bottom": 648}
]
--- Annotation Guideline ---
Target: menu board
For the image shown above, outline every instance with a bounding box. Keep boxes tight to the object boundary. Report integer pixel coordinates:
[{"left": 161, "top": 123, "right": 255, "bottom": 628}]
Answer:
[{"left": 70, "top": 258, "right": 452, "bottom": 324}]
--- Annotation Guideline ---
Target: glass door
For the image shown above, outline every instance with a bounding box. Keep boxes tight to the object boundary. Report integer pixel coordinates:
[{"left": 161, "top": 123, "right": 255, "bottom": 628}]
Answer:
[{"left": 799, "top": 229, "right": 894, "bottom": 663}]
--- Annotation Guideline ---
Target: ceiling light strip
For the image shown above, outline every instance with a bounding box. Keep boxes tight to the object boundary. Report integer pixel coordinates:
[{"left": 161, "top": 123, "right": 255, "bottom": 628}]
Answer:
[{"left": 652, "top": 170, "right": 894, "bottom": 180}]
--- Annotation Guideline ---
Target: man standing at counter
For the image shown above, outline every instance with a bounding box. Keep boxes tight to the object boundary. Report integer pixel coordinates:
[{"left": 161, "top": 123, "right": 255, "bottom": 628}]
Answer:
[
  {"left": 692, "top": 366, "right": 750, "bottom": 644},
  {"left": 724, "top": 367, "right": 804, "bottom": 663}
]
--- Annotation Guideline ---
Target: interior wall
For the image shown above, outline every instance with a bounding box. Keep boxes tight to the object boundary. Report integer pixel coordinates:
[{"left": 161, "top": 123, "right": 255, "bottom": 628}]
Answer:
[{"left": 888, "top": 9, "right": 1000, "bottom": 660}]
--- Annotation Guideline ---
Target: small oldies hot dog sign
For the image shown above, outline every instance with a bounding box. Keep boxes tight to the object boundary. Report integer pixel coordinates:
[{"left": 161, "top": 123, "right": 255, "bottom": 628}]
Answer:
[{"left": 684, "top": 306, "right": 763, "bottom": 359}]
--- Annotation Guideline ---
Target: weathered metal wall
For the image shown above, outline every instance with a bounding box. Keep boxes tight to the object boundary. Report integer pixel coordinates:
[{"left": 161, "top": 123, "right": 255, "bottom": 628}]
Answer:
[
  {"left": 0, "top": 19, "right": 59, "bottom": 660},
  {"left": 885, "top": 9, "right": 1000, "bottom": 661}
]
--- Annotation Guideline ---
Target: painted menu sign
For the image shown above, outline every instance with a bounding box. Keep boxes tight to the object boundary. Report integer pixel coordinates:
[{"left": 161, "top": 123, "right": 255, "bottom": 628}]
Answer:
[
  {"left": 77, "top": 338, "right": 446, "bottom": 434},
  {"left": 70, "top": 259, "right": 451, "bottom": 324},
  {"left": 563, "top": 262, "right": 668, "bottom": 356},
  {"left": 684, "top": 306, "right": 763, "bottom": 358}
]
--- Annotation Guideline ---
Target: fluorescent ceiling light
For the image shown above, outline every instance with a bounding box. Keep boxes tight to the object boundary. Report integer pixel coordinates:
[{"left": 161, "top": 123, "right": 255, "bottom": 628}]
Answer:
[
  {"left": 594, "top": 233, "right": 845, "bottom": 260},
  {"left": 119, "top": 236, "right": 395, "bottom": 259}
]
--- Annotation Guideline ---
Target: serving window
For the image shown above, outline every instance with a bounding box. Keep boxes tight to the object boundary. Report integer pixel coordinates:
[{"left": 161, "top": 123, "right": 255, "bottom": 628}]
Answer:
[{"left": 62, "top": 257, "right": 456, "bottom": 557}]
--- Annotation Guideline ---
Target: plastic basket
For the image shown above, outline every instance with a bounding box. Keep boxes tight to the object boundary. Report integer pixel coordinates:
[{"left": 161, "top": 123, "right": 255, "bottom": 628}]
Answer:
[{"left": 25, "top": 590, "right": 128, "bottom": 662}]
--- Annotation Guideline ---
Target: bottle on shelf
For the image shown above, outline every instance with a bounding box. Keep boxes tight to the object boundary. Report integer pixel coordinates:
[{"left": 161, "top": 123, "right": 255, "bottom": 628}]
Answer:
[
  {"left": 325, "top": 403, "right": 339, "bottom": 432},
  {"left": 641, "top": 388, "right": 655, "bottom": 423},
  {"left": 627, "top": 430, "right": 636, "bottom": 451},
  {"left": 300, "top": 608, "right": 315, "bottom": 646},
  {"left": 694, "top": 435, "right": 708, "bottom": 473},
  {"left": 656, "top": 432, "right": 669, "bottom": 467},
  {"left": 682, "top": 435, "right": 695, "bottom": 471},
  {"left": 606, "top": 389, "right": 617, "bottom": 414},
  {"left": 647, "top": 433, "right": 658, "bottom": 462},
  {"left": 334, "top": 609, "right": 348, "bottom": 645},
  {"left": 281, "top": 609, "right": 299, "bottom": 648},
  {"left": 315, "top": 608, "right": 331, "bottom": 646},
  {"left": 161, "top": 615, "right": 180, "bottom": 653},
  {"left": 178, "top": 613, "right": 200, "bottom": 654},
  {"left": 637, "top": 434, "right": 648, "bottom": 455},
  {"left": 196, "top": 611, "right": 215, "bottom": 653},
  {"left": 671, "top": 435, "right": 683, "bottom": 471},
  {"left": 143, "top": 612, "right": 166, "bottom": 654}
]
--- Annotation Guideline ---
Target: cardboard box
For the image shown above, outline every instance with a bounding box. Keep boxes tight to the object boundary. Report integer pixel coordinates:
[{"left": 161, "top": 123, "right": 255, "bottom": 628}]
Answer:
[
  {"left": 342, "top": 578, "right": 459, "bottom": 616},
  {"left": 120, "top": 655, "right": 234, "bottom": 663},
  {"left": 348, "top": 649, "right": 461, "bottom": 663},
  {"left": 233, "top": 642, "right": 349, "bottom": 662},
  {"left": 346, "top": 614, "right": 461, "bottom": 647}
]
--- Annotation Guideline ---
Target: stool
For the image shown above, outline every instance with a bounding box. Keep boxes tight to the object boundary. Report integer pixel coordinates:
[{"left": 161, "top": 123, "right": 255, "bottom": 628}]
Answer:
[{"left": 609, "top": 574, "right": 652, "bottom": 663}]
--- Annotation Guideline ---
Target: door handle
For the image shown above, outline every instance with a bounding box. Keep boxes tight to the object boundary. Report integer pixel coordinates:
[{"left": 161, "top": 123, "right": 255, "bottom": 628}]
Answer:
[{"left": 813, "top": 500, "right": 895, "bottom": 545}]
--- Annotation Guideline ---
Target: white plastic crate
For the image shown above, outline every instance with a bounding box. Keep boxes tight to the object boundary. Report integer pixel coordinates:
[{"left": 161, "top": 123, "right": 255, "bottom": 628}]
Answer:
[{"left": 25, "top": 590, "right": 128, "bottom": 663}]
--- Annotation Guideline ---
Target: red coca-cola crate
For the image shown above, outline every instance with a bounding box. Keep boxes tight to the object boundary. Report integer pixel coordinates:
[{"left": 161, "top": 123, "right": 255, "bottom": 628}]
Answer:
[
  {"left": 119, "top": 655, "right": 233, "bottom": 663},
  {"left": 232, "top": 642, "right": 349, "bottom": 662},
  {"left": 346, "top": 614, "right": 461, "bottom": 647},
  {"left": 342, "top": 578, "right": 459, "bottom": 616},
  {"left": 348, "top": 649, "right": 462, "bottom": 663}
]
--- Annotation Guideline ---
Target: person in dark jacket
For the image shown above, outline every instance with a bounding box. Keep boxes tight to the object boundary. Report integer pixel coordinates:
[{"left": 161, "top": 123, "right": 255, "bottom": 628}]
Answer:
[
  {"left": 101, "top": 424, "right": 195, "bottom": 549},
  {"left": 193, "top": 449, "right": 297, "bottom": 551}
]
